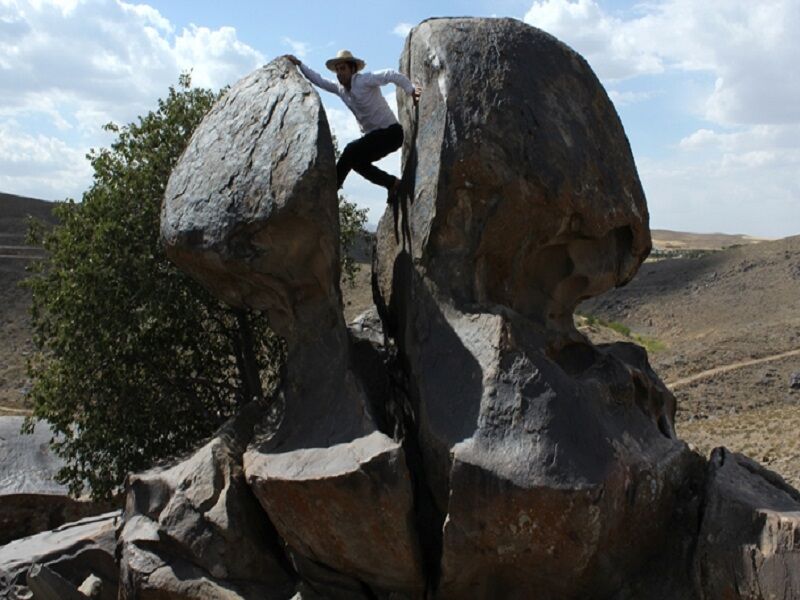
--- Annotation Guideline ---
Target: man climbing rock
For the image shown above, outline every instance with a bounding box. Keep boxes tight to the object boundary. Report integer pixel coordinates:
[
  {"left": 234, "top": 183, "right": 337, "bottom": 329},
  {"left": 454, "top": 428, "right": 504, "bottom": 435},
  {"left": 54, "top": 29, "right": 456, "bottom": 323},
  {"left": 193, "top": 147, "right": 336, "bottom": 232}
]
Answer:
[{"left": 285, "top": 50, "right": 421, "bottom": 203}]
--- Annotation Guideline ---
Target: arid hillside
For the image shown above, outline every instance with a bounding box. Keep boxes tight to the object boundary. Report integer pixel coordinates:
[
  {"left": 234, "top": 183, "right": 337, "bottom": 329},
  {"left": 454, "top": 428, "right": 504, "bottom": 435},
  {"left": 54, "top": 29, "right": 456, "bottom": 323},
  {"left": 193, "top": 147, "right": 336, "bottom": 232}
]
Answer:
[
  {"left": 651, "top": 228, "right": 769, "bottom": 251},
  {"left": 578, "top": 234, "right": 800, "bottom": 486},
  {"left": 0, "top": 193, "right": 57, "bottom": 415}
]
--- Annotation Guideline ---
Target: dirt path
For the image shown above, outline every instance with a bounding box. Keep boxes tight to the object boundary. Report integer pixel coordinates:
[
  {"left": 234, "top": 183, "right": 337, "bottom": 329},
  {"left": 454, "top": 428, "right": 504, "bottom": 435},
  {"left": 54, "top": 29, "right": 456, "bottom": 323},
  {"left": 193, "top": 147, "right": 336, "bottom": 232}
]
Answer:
[
  {"left": 667, "top": 348, "right": 800, "bottom": 390},
  {"left": 0, "top": 405, "right": 32, "bottom": 415}
]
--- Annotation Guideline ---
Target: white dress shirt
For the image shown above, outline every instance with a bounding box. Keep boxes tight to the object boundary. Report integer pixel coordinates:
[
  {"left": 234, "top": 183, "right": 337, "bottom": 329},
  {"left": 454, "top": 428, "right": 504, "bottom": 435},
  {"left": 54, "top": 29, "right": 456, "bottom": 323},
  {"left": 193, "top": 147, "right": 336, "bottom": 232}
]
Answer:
[{"left": 299, "top": 63, "right": 415, "bottom": 134}]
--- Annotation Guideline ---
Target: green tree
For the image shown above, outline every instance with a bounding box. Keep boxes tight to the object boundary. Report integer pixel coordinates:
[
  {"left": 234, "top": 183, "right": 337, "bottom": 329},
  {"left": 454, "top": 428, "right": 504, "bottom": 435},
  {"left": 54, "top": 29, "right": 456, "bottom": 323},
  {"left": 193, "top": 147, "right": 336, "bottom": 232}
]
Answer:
[
  {"left": 332, "top": 133, "right": 368, "bottom": 287},
  {"left": 25, "top": 75, "right": 284, "bottom": 499},
  {"left": 339, "top": 194, "right": 368, "bottom": 286}
]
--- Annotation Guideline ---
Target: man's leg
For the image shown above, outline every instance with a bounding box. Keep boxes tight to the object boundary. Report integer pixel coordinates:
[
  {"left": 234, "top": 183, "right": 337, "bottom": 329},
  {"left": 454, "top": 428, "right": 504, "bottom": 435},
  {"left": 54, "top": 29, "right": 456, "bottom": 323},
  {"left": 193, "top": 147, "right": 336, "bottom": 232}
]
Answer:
[{"left": 337, "top": 124, "right": 403, "bottom": 189}]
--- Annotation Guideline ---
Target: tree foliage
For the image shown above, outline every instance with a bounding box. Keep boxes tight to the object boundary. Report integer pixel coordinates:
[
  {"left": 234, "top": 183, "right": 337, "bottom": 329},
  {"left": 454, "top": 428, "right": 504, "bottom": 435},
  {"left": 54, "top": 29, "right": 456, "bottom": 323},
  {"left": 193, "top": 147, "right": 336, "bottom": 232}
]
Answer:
[
  {"left": 25, "top": 75, "right": 285, "bottom": 499},
  {"left": 339, "top": 194, "right": 368, "bottom": 286},
  {"left": 332, "top": 133, "right": 369, "bottom": 286}
]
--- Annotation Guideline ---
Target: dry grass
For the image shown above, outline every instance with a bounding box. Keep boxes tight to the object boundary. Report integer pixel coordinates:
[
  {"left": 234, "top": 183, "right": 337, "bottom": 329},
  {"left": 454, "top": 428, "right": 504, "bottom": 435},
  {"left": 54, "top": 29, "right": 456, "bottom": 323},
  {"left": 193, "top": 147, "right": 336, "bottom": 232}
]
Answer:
[{"left": 678, "top": 403, "right": 800, "bottom": 489}]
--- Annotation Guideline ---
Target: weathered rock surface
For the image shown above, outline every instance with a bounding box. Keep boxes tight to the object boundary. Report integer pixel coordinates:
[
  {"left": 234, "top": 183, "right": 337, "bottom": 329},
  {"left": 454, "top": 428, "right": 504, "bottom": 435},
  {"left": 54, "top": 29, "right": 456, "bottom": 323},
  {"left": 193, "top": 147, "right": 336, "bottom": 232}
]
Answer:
[
  {"left": 375, "top": 17, "right": 697, "bottom": 597},
  {"left": 26, "top": 563, "right": 87, "bottom": 600},
  {"left": 0, "top": 511, "right": 118, "bottom": 599},
  {"left": 158, "top": 56, "right": 425, "bottom": 597},
  {"left": 117, "top": 401, "right": 294, "bottom": 599},
  {"left": 0, "top": 418, "right": 112, "bottom": 545},
  {"left": 694, "top": 448, "right": 800, "bottom": 599},
  {"left": 348, "top": 308, "right": 385, "bottom": 347},
  {"left": 161, "top": 57, "right": 340, "bottom": 339},
  {"left": 378, "top": 18, "right": 650, "bottom": 335}
]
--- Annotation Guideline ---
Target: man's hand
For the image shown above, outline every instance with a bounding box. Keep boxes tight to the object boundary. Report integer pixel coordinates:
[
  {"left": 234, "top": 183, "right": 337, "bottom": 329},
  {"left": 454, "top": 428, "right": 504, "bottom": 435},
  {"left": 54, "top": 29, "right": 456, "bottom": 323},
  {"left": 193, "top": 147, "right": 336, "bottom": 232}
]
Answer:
[
  {"left": 283, "top": 54, "right": 301, "bottom": 66},
  {"left": 412, "top": 85, "right": 422, "bottom": 105}
]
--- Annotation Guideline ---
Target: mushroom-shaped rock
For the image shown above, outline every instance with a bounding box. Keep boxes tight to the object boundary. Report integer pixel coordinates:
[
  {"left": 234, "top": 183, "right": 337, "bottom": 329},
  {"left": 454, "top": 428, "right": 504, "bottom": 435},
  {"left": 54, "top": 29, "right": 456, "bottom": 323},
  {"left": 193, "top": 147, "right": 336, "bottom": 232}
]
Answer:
[
  {"left": 161, "top": 58, "right": 341, "bottom": 340},
  {"left": 160, "top": 58, "right": 425, "bottom": 597},
  {"left": 377, "top": 18, "right": 650, "bottom": 332},
  {"left": 375, "top": 18, "right": 696, "bottom": 597}
]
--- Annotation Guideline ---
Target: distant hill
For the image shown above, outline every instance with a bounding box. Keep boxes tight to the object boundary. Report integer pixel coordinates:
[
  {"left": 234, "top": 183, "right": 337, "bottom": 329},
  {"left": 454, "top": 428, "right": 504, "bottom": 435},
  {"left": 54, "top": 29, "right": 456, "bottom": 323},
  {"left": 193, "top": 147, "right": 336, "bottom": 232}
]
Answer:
[
  {"left": 0, "top": 192, "right": 58, "bottom": 235},
  {"left": 650, "top": 229, "right": 769, "bottom": 251},
  {"left": 578, "top": 235, "right": 800, "bottom": 486},
  {"left": 0, "top": 193, "right": 57, "bottom": 414}
]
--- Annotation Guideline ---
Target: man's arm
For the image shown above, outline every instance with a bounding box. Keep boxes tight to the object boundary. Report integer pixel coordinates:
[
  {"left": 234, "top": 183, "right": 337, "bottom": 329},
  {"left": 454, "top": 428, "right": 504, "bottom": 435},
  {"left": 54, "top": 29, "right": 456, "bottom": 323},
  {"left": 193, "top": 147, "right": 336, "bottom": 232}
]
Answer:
[
  {"left": 359, "top": 69, "right": 422, "bottom": 103},
  {"left": 283, "top": 55, "right": 339, "bottom": 95}
]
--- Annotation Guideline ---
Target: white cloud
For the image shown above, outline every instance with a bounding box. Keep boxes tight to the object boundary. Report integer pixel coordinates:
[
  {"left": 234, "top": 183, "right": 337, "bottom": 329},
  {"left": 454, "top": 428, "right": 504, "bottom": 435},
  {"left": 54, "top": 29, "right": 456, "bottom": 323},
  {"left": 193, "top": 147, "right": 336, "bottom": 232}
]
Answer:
[
  {"left": 0, "top": 122, "right": 92, "bottom": 200},
  {"left": 282, "top": 36, "right": 309, "bottom": 58},
  {"left": 175, "top": 25, "right": 264, "bottom": 90},
  {"left": 678, "top": 128, "right": 718, "bottom": 150},
  {"left": 608, "top": 89, "right": 657, "bottom": 107},
  {"left": 0, "top": 0, "right": 264, "bottom": 122},
  {"left": 0, "top": 0, "right": 264, "bottom": 199},
  {"left": 640, "top": 154, "right": 799, "bottom": 237},
  {"left": 524, "top": 0, "right": 665, "bottom": 80},
  {"left": 678, "top": 124, "right": 800, "bottom": 165},
  {"left": 119, "top": 0, "right": 172, "bottom": 33},
  {"left": 524, "top": 0, "right": 800, "bottom": 126},
  {"left": 392, "top": 22, "right": 413, "bottom": 38},
  {"left": 644, "top": 123, "right": 800, "bottom": 236},
  {"left": 524, "top": 0, "right": 800, "bottom": 237}
]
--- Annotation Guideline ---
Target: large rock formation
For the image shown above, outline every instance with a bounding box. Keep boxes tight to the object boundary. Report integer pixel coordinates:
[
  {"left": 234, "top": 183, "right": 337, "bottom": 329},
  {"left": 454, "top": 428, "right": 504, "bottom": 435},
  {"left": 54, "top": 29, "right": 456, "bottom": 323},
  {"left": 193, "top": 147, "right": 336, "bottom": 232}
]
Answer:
[
  {"left": 107, "top": 16, "right": 800, "bottom": 600},
  {"left": 373, "top": 17, "right": 696, "bottom": 598},
  {"left": 161, "top": 57, "right": 340, "bottom": 336},
  {"left": 158, "top": 57, "right": 424, "bottom": 598},
  {"left": 379, "top": 20, "right": 650, "bottom": 334},
  {"left": 116, "top": 402, "right": 295, "bottom": 599}
]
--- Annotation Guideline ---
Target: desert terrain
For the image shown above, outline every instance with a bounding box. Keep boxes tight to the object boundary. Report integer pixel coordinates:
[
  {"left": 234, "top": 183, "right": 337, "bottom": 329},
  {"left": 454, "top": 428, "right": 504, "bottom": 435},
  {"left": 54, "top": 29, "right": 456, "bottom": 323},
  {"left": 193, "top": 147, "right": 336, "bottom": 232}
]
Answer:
[
  {"left": 0, "top": 193, "right": 56, "bottom": 415},
  {"left": 2, "top": 194, "right": 798, "bottom": 486}
]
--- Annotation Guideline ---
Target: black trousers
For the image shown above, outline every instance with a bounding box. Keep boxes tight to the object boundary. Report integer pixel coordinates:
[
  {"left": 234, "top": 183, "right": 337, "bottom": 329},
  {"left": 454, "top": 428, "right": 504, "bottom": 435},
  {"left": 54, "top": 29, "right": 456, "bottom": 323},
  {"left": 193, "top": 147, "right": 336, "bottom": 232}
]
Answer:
[{"left": 337, "top": 123, "right": 404, "bottom": 190}]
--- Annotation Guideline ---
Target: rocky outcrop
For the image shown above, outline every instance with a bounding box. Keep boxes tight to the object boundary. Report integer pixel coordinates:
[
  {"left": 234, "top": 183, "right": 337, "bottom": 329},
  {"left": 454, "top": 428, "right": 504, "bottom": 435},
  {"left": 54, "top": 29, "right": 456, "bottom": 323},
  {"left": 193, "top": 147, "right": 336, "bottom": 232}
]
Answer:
[
  {"left": 108, "top": 16, "right": 800, "bottom": 600},
  {"left": 116, "top": 402, "right": 294, "bottom": 599},
  {"left": 377, "top": 19, "right": 650, "bottom": 335},
  {"left": 161, "top": 57, "right": 340, "bottom": 338},
  {"left": 694, "top": 448, "right": 800, "bottom": 599},
  {"left": 0, "top": 511, "right": 119, "bottom": 599},
  {"left": 159, "top": 56, "right": 424, "bottom": 597},
  {"left": 0, "top": 417, "right": 113, "bottom": 545},
  {"left": 373, "top": 17, "right": 694, "bottom": 597}
]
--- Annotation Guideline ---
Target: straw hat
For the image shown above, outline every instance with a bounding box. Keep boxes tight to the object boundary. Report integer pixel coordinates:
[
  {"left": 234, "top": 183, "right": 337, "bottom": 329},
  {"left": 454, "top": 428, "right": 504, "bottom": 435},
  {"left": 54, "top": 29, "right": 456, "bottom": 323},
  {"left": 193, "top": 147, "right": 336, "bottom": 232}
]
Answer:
[{"left": 325, "top": 49, "right": 366, "bottom": 72}]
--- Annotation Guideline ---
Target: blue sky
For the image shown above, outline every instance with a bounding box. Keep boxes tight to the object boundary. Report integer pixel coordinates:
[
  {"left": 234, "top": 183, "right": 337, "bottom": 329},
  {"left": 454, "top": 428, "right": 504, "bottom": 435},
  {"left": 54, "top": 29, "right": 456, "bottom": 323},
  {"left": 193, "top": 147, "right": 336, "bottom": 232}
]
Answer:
[{"left": 1, "top": 0, "right": 798, "bottom": 237}]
